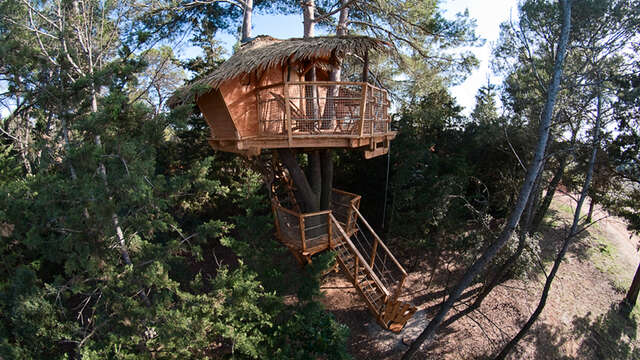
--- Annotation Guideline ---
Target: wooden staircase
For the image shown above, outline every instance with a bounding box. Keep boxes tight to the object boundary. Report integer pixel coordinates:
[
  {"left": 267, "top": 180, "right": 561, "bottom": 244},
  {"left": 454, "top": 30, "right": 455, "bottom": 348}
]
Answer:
[
  {"left": 270, "top": 173, "right": 415, "bottom": 331},
  {"left": 329, "top": 212, "right": 416, "bottom": 332}
]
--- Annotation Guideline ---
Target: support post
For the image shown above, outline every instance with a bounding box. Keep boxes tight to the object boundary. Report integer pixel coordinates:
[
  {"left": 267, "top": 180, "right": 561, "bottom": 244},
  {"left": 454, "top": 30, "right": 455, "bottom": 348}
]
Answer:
[
  {"left": 327, "top": 213, "right": 333, "bottom": 248},
  {"left": 370, "top": 237, "right": 379, "bottom": 268},
  {"left": 359, "top": 84, "right": 368, "bottom": 137},
  {"left": 299, "top": 214, "right": 306, "bottom": 251},
  {"left": 284, "top": 82, "right": 293, "bottom": 146}
]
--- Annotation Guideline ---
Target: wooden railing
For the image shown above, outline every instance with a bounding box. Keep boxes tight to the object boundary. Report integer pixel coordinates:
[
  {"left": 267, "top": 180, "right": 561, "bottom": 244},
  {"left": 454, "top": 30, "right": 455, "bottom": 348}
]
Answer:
[
  {"left": 256, "top": 81, "right": 390, "bottom": 142},
  {"left": 351, "top": 206, "right": 407, "bottom": 302},
  {"left": 272, "top": 189, "right": 361, "bottom": 253},
  {"left": 329, "top": 213, "right": 390, "bottom": 299}
]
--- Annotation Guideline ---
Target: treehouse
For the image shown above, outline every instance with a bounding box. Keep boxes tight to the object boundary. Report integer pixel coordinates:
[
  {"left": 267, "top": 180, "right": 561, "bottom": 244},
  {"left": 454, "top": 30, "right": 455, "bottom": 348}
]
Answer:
[
  {"left": 171, "top": 35, "right": 415, "bottom": 331},
  {"left": 171, "top": 35, "right": 396, "bottom": 159}
]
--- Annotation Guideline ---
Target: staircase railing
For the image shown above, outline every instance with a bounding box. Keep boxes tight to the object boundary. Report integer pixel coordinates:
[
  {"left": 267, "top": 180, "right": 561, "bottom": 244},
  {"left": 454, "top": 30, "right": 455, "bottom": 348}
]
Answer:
[
  {"left": 350, "top": 206, "right": 408, "bottom": 302},
  {"left": 329, "top": 213, "right": 390, "bottom": 298}
]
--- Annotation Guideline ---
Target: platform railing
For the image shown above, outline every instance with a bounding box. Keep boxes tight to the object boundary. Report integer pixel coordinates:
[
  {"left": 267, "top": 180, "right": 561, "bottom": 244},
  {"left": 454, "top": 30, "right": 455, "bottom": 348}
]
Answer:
[
  {"left": 256, "top": 82, "right": 390, "bottom": 140},
  {"left": 272, "top": 189, "right": 361, "bottom": 253}
]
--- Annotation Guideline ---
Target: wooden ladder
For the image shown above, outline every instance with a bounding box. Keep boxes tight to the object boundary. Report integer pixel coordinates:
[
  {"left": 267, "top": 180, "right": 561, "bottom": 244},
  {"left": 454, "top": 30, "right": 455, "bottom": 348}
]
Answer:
[{"left": 329, "top": 214, "right": 416, "bottom": 332}]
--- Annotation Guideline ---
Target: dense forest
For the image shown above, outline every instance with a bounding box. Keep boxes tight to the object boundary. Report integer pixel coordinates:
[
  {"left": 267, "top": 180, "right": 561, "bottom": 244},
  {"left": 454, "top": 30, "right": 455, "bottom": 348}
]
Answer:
[{"left": 1, "top": 0, "right": 639, "bottom": 359}]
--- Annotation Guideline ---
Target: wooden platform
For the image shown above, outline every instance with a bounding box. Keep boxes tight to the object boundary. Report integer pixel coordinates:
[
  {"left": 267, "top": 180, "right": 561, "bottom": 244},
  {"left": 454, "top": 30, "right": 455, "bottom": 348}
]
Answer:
[{"left": 206, "top": 81, "right": 395, "bottom": 158}]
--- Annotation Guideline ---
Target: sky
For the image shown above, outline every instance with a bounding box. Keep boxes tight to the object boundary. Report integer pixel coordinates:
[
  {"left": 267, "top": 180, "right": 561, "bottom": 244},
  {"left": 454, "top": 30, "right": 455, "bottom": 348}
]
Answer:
[{"left": 185, "top": 0, "right": 521, "bottom": 116}]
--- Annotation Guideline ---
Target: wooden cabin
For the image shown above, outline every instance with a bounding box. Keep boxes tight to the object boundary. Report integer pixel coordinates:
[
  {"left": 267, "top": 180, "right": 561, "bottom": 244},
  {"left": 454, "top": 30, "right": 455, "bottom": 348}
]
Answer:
[{"left": 170, "top": 36, "right": 396, "bottom": 158}]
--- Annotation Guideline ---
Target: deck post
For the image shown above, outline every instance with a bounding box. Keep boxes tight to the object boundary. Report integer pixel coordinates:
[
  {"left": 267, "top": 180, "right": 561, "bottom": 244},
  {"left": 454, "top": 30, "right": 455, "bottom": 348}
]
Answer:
[
  {"left": 327, "top": 212, "right": 332, "bottom": 248},
  {"left": 299, "top": 214, "right": 306, "bottom": 251},
  {"left": 370, "top": 237, "right": 379, "bottom": 268},
  {"left": 359, "top": 84, "right": 368, "bottom": 137},
  {"left": 284, "top": 82, "right": 293, "bottom": 146}
]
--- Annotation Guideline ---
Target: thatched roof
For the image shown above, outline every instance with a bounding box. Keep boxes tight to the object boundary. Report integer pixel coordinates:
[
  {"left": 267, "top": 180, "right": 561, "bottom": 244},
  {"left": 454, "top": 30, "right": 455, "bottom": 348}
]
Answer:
[{"left": 169, "top": 35, "right": 390, "bottom": 107}]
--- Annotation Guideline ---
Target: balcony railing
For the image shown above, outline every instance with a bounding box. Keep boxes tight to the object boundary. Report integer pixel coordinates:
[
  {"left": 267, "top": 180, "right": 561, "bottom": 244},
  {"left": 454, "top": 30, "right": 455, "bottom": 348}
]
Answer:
[
  {"left": 272, "top": 189, "right": 361, "bottom": 253},
  {"left": 256, "top": 82, "right": 390, "bottom": 140}
]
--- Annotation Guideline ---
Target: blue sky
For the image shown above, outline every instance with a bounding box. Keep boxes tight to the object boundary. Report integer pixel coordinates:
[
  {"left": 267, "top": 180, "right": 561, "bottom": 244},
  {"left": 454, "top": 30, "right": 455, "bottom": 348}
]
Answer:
[{"left": 178, "top": 0, "right": 520, "bottom": 116}]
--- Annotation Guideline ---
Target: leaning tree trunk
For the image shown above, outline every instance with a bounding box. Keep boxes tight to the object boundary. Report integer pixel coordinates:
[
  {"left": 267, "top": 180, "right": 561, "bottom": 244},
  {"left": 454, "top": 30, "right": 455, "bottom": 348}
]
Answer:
[
  {"left": 495, "top": 74, "right": 601, "bottom": 360},
  {"left": 278, "top": 149, "right": 319, "bottom": 212},
  {"left": 402, "top": 1, "right": 572, "bottom": 358},
  {"left": 586, "top": 196, "right": 595, "bottom": 223},
  {"left": 472, "top": 169, "right": 543, "bottom": 310},
  {"left": 621, "top": 263, "right": 640, "bottom": 317}
]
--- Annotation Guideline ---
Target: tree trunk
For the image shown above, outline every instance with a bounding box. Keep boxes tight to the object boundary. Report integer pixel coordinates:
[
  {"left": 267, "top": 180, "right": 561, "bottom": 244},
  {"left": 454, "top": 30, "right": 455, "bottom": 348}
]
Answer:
[
  {"left": 278, "top": 149, "right": 319, "bottom": 212},
  {"left": 586, "top": 197, "right": 595, "bottom": 223},
  {"left": 495, "top": 74, "right": 601, "bottom": 360},
  {"left": 336, "top": 0, "right": 349, "bottom": 36},
  {"left": 302, "top": 0, "right": 315, "bottom": 38},
  {"left": 320, "top": 149, "right": 333, "bottom": 210},
  {"left": 621, "top": 263, "right": 640, "bottom": 317},
  {"left": 402, "top": 1, "right": 572, "bottom": 357},
  {"left": 241, "top": 0, "right": 253, "bottom": 43},
  {"left": 309, "top": 150, "right": 322, "bottom": 201}
]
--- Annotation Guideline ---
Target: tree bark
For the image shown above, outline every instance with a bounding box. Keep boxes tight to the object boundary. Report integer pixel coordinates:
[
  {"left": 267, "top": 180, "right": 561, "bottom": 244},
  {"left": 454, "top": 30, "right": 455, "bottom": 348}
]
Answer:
[
  {"left": 241, "top": 0, "right": 253, "bottom": 43},
  {"left": 621, "top": 263, "right": 640, "bottom": 317},
  {"left": 495, "top": 70, "right": 600, "bottom": 360},
  {"left": 320, "top": 149, "right": 333, "bottom": 210},
  {"left": 586, "top": 197, "right": 595, "bottom": 223},
  {"left": 402, "top": 1, "right": 572, "bottom": 357},
  {"left": 309, "top": 150, "right": 322, "bottom": 200},
  {"left": 278, "top": 149, "right": 319, "bottom": 212},
  {"left": 302, "top": 0, "right": 315, "bottom": 38}
]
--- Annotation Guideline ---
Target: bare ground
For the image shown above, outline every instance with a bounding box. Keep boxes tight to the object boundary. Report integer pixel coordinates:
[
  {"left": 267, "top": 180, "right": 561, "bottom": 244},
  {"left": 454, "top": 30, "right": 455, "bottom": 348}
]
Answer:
[{"left": 319, "top": 193, "right": 640, "bottom": 359}]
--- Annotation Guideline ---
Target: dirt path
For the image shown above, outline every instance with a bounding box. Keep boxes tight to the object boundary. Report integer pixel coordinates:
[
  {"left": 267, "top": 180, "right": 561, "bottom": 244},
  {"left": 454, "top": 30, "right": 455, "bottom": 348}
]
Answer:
[{"left": 320, "top": 194, "right": 640, "bottom": 359}]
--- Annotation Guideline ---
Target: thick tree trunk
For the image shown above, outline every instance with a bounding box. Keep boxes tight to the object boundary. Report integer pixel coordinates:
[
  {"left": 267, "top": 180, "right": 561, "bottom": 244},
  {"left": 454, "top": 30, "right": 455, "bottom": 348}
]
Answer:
[
  {"left": 621, "top": 263, "right": 640, "bottom": 316},
  {"left": 336, "top": 0, "right": 349, "bottom": 36},
  {"left": 278, "top": 149, "right": 319, "bottom": 212},
  {"left": 320, "top": 149, "right": 333, "bottom": 210},
  {"left": 402, "top": 1, "right": 572, "bottom": 357},
  {"left": 241, "top": 0, "right": 253, "bottom": 43},
  {"left": 309, "top": 150, "right": 322, "bottom": 201},
  {"left": 495, "top": 77, "right": 600, "bottom": 360},
  {"left": 302, "top": 0, "right": 315, "bottom": 38}
]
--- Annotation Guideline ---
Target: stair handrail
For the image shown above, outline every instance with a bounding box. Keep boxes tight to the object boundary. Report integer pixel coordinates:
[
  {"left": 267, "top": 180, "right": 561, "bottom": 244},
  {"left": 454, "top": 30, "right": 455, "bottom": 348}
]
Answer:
[
  {"left": 351, "top": 205, "right": 408, "bottom": 301},
  {"left": 329, "top": 213, "right": 390, "bottom": 298}
]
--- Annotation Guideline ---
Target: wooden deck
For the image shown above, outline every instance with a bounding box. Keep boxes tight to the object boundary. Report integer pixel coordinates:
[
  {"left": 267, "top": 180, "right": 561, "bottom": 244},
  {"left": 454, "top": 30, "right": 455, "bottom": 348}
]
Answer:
[{"left": 207, "top": 81, "right": 395, "bottom": 158}]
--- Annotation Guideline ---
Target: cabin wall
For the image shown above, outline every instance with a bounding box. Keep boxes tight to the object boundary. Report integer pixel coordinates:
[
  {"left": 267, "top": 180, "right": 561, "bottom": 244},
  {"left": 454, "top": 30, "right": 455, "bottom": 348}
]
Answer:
[
  {"left": 219, "top": 66, "right": 286, "bottom": 138},
  {"left": 196, "top": 89, "right": 237, "bottom": 139}
]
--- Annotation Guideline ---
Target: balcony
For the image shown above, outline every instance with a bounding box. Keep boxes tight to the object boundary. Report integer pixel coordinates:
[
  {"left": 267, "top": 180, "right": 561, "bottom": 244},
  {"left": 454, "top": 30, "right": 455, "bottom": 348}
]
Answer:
[{"left": 208, "top": 81, "right": 396, "bottom": 158}]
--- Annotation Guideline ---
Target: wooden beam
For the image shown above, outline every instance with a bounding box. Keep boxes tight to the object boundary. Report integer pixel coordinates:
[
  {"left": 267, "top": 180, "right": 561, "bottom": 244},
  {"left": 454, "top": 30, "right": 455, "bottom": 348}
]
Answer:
[
  {"left": 359, "top": 85, "right": 368, "bottom": 137},
  {"left": 284, "top": 82, "right": 293, "bottom": 146},
  {"left": 299, "top": 213, "right": 306, "bottom": 252}
]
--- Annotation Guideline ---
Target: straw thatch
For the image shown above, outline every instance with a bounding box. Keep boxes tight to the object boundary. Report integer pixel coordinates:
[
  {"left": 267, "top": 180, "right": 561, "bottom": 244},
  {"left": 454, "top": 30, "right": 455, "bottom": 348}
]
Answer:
[{"left": 169, "top": 35, "right": 390, "bottom": 107}]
